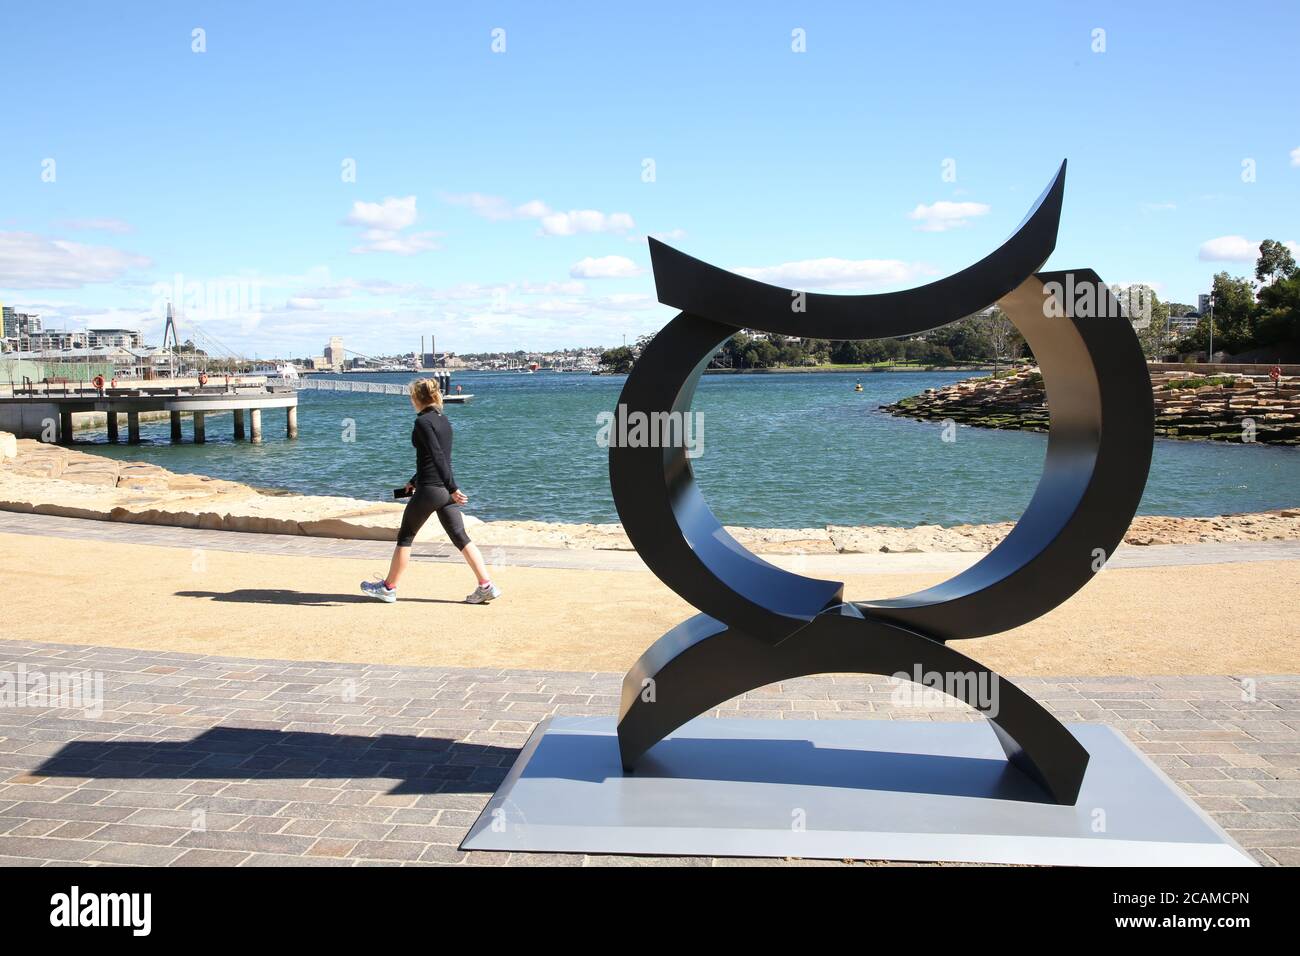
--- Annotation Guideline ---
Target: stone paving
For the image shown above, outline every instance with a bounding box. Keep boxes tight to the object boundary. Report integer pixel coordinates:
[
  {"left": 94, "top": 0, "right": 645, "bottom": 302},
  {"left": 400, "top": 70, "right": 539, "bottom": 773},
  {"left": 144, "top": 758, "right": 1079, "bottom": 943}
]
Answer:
[{"left": 0, "top": 638, "right": 1295, "bottom": 866}]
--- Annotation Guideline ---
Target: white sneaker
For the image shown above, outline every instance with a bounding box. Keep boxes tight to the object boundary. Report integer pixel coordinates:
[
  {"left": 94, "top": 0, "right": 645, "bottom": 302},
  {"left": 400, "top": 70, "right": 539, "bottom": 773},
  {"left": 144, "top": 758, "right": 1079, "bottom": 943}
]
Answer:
[
  {"left": 360, "top": 578, "right": 396, "bottom": 603},
  {"left": 465, "top": 582, "right": 501, "bottom": 604}
]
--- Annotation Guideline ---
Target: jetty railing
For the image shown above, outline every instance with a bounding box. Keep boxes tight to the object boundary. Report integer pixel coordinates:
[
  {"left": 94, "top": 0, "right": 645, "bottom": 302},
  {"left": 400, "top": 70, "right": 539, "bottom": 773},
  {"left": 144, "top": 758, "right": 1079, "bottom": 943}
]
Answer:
[
  {"left": 287, "top": 373, "right": 459, "bottom": 399},
  {"left": 289, "top": 379, "right": 412, "bottom": 396}
]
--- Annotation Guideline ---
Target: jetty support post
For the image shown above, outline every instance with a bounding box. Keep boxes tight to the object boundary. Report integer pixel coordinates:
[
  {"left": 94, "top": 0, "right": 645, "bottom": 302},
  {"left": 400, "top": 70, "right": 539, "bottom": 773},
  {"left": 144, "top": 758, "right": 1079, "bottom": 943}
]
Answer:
[
  {"left": 59, "top": 409, "right": 73, "bottom": 444},
  {"left": 128, "top": 411, "right": 141, "bottom": 444},
  {"left": 194, "top": 411, "right": 206, "bottom": 444},
  {"left": 250, "top": 408, "right": 262, "bottom": 444},
  {"left": 286, "top": 405, "right": 298, "bottom": 439},
  {"left": 170, "top": 410, "right": 182, "bottom": 443},
  {"left": 106, "top": 412, "right": 119, "bottom": 443},
  {"left": 234, "top": 408, "right": 246, "bottom": 441}
]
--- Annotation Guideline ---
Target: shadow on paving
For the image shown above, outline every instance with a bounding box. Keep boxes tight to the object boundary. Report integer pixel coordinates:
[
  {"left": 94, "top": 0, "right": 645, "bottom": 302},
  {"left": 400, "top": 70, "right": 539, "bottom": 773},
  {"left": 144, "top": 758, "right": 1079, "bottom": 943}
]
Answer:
[
  {"left": 175, "top": 589, "right": 464, "bottom": 606},
  {"left": 35, "top": 727, "right": 519, "bottom": 795}
]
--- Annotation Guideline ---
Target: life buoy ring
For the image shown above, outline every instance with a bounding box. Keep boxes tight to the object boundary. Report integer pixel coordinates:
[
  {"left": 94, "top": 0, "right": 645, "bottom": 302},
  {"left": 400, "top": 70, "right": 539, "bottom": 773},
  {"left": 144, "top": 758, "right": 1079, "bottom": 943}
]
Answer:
[
  {"left": 198, "top": 372, "right": 209, "bottom": 386},
  {"left": 93, "top": 374, "right": 105, "bottom": 390},
  {"left": 110, "top": 378, "right": 118, "bottom": 389},
  {"left": 1270, "top": 365, "right": 1282, "bottom": 383}
]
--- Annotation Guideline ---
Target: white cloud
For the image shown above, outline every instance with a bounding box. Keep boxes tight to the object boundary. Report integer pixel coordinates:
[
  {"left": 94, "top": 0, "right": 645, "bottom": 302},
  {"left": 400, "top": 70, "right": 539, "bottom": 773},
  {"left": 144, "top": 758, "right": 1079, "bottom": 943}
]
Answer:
[
  {"left": 514, "top": 199, "right": 551, "bottom": 219},
  {"left": 442, "top": 192, "right": 518, "bottom": 221},
  {"left": 1198, "top": 235, "right": 1300, "bottom": 263},
  {"left": 286, "top": 296, "right": 324, "bottom": 311},
  {"left": 1140, "top": 201, "right": 1177, "bottom": 213},
  {"left": 632, "top": 228, "right": 688, "bottom": 244},
  {"left": 907, "top": 200, "right": 991, "bottom": 232},
  {"left": 569, "top": 255, "right": 643, "bottom": 279},
  {"left": 734, "top": 257, "right": 932, "bottom": 290},
  {"left": 56, "top": 217, "right": 133, "bottom": 234},
  {"left": 0, "top": 231, "right": 151, "bottom": 288},
  {"left": 443, "top": 192, "right": 635, "bottom": 236},
  {"left": 520, "top": 279, "right": 586, "bottom": 295},
  {"left": 592, "top": 293, "right": 654, "bottom": 310},
  {"left": 345, "top": 196, "right": 419, "bottom": 231},
  {"left": 1198, "top": 235, "right": 1260, "bottom": 262},
  {"left": 531, "top": 298, "right": 590, "bottom": 316},
  {"left": 1291, "top": 146, "right": 1300, "bottom": 167},
  {"left": 353, "top": 229, "right": 440, "bottom": 255},
  {"left": 295, "top": 282, "right": 354, "bottom": 300},
  {"left": 538, "top": 209, "right": 635, "bottom": 237},
  {"left": 343, "top": 196, "right": 439, "bottom": 255},
  {"left": 357, "top": 278, "right": 424, "bottom": 296}
]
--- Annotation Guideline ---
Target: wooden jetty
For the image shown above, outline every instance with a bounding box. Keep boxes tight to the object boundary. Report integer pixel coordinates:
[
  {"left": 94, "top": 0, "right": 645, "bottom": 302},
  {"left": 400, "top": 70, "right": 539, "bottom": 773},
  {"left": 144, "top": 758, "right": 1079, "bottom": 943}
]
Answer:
[{"left": 0, "top": 380, "right": 299, "bottom": 445}]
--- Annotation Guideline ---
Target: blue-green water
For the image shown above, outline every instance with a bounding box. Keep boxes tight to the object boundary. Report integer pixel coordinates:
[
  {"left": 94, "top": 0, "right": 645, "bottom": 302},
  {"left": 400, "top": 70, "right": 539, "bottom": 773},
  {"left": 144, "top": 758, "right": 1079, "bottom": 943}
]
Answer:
[{"left": 80, "top": 371, "right": 1299, "bottom": 528}]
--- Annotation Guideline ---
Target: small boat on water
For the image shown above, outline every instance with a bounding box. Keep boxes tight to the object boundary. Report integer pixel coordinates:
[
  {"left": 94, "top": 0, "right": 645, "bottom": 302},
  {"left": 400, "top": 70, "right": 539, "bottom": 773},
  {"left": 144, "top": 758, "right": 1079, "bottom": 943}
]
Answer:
[{"left": 252, "top": 362, "right": 302, "bottom": 384}]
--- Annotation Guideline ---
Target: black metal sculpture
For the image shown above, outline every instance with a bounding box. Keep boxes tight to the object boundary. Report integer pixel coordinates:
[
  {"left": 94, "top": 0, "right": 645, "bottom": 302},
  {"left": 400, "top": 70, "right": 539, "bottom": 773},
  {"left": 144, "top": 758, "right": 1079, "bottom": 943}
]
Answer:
[{"left": 609, "top": 161, "right": 1154, "bottom": 805}]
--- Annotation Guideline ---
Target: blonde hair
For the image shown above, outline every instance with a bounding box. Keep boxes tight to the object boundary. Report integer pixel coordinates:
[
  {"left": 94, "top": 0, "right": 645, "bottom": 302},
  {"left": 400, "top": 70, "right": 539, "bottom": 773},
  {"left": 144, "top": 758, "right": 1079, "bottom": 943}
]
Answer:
[{"left": 409, "top": 377, "right": 443, "bottom": 412}]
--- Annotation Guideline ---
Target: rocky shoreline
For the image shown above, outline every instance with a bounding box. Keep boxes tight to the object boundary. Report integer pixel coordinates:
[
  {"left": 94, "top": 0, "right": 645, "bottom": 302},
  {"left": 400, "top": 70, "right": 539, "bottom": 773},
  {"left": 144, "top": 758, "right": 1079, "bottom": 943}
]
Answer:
[
  {"left": 882, "top": 367, "right": 1300, "bottom": 445},
  {"left": 2, "top": 434, "right": 1298, "bottom": 554}
]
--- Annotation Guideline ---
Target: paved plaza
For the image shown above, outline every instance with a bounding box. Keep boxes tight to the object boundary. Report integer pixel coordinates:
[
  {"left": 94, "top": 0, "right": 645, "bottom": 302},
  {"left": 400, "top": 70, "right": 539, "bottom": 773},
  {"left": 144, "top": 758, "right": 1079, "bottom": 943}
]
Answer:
[{"left": 0, "top": 637, "right": 1295, "bottom": 866}]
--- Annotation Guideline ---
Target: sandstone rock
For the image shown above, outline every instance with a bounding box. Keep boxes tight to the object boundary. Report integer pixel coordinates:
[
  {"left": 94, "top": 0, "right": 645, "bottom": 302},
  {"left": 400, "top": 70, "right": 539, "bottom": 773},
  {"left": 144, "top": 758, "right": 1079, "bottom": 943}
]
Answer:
[
  {"left": 725, "top": 526, "right": 837, "bottom": 554},
  {"left": 885, "top": 369, "right": 1300, "bottom": 445}
]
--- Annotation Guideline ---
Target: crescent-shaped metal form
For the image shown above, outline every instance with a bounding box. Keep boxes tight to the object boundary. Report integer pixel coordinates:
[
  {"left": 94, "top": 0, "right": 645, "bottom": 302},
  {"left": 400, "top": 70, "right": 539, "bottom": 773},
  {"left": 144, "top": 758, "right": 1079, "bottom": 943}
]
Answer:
[
  {"left": 617, "top": 609, "right": 1091, "bottom": 805},
  {"left": 609, "top": 162, "right": 1154, "bottom": 805},
  {"left": 647, "top": 160, "right": 1066, "bottom": 341}
]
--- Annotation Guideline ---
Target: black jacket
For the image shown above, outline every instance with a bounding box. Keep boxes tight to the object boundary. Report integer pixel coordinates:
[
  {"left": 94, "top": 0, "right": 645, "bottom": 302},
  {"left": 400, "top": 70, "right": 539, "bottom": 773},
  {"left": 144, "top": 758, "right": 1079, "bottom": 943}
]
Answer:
[{"left": 409, "top": 407, "right": 457, "bottom": 492}]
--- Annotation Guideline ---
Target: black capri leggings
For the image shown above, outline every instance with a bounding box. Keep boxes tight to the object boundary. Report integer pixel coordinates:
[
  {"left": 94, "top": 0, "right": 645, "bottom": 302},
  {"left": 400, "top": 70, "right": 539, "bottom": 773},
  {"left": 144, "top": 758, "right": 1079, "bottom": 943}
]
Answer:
[{"left": 396, "top": 484, "right": 471, "bottom": 550}]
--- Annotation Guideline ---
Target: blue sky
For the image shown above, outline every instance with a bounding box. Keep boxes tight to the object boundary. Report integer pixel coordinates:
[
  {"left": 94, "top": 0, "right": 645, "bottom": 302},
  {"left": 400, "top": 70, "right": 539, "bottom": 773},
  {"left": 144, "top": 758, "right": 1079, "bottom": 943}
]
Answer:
[{"left": 2, "top": 0, "right": 1297, "bottom": 358}]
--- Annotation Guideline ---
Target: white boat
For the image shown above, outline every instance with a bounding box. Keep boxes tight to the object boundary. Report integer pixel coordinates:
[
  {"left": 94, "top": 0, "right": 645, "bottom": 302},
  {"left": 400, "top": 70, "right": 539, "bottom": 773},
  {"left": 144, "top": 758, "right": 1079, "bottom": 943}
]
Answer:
[{"left": 252, "top": 362, "right": 301, "bottom": 382}]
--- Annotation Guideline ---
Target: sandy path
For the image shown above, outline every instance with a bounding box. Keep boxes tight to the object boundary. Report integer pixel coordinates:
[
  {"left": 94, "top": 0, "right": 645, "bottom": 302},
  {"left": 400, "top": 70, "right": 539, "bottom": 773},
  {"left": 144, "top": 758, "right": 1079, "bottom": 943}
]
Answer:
[{"left": 3, "top": 531, "right": 1296, "bottom": 675}]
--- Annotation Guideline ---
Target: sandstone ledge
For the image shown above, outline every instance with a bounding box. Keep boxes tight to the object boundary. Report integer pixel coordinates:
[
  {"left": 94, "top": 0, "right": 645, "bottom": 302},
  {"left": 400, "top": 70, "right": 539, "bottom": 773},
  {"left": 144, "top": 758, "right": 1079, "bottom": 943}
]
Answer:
[
  {"left": 1, "top": 435, "right": 1297, "bottom": 553},
  {"left": 882, "top": 367, "right": 1300, "bottom": 445}
]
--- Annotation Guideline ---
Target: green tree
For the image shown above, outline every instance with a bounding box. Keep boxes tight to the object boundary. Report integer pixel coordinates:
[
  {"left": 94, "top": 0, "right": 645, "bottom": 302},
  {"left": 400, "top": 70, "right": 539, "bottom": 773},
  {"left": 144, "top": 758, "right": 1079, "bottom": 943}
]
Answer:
[
  {"left": 1255, "top": 239, "right": 1298, "bottom": 285},
  {"left": 599, "top": 346, "right": 635, "bottom": 373},
  {"left": 1114, "top": 284, "right": 1172, "bottom": 359},
  {"left": 924, "top": 316, "right": 993, "bottom": 362},
  {"left": 1254, "top": 274, "right": 1300, "bottom": 347},
  {"left": 1175, "top": 273, "right": 1257, "bottom": 354},
  {"left": 1209, "top": 272, "right": 1258, "bottom": 353},
  {"left": 981, "top": 307, "right": 1023, "bottom": 365}
]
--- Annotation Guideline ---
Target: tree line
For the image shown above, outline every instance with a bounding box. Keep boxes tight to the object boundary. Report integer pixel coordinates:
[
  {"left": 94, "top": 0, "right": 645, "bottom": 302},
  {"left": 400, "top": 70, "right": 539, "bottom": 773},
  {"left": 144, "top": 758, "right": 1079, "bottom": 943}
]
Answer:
[
  {"left": 598, "top": 240, "right": 1299, "bottom": 372},
  {"left": 600, "top": 310, "right": 1028, "bottom": 372},
  {"left": 1166, "top": 239, "right": 1298, "bottom": 357}
]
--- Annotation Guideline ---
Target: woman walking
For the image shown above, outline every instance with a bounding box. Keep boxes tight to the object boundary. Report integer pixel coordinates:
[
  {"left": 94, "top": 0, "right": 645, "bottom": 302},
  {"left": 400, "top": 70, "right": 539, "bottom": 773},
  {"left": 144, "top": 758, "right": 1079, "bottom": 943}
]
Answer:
[{"left": 361, "top": 378, "right": 501, "bottom": 605}]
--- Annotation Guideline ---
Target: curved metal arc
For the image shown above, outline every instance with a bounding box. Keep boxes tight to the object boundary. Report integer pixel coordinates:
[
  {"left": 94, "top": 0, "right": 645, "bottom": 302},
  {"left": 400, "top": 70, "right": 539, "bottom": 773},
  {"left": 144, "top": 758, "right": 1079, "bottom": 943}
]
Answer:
[
  {"left": 648, "top": 160, "right": 1066, "bottom": 340},
  {"left": 859, "top": 270, "right": 1154, "bottom": 640},
  {"left": 617, "top": 609, "right": 1091, "bottom": 804},
  {"left": 616, "top": 270, "right": 1154, "bottom": 648},
  {"left": 609, "top": 311, "right": 844, "bottom": 646},
  {"left": 611, "top": 165, "right": 1155, "bottom": 806}
]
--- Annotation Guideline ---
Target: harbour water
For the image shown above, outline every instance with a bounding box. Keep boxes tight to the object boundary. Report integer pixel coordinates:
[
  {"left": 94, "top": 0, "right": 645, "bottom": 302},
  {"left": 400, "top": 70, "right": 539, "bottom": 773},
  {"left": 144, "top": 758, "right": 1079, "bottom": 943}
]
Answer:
[{"left": 81, "top": 371, "right": 1300, "bottom": 528}]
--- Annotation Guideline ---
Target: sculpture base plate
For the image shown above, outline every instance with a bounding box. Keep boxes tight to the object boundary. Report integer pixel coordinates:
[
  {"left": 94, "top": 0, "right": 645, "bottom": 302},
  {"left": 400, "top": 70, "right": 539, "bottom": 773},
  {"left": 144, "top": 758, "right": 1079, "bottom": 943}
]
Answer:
[{"left": 461, "top": 716, "right": 1255, "bottom": 866}]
